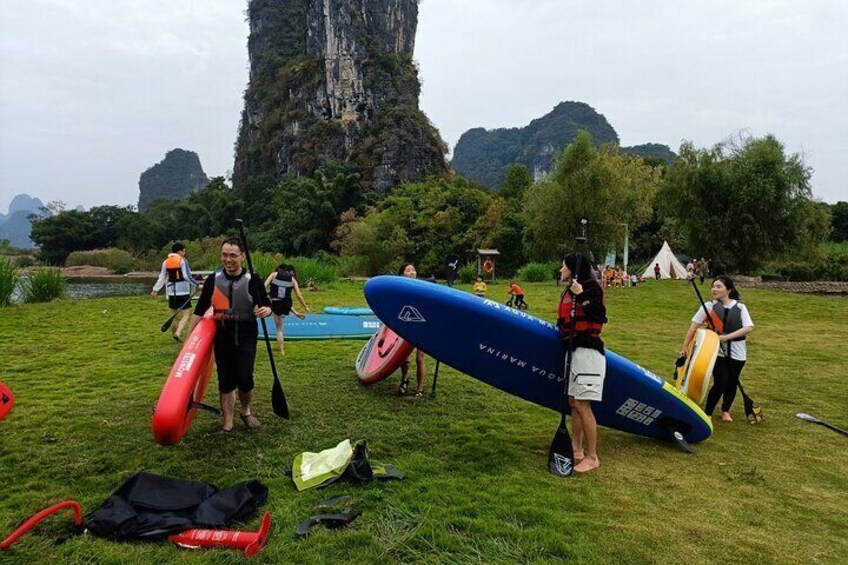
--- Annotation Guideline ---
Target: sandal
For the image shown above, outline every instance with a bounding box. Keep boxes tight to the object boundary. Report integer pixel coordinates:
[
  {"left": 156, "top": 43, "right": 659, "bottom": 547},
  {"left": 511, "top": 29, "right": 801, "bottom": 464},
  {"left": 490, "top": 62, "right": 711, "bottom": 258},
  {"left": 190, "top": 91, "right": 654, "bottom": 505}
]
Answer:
[
  {"left": 397, "top": 377, "right": 410, "bottom": 396},
  {"left": 415, "top": 389, "right": 424, "bottom": 398},
  {"left": 240, "top": 413, "right": 260, "bottom": 429}
]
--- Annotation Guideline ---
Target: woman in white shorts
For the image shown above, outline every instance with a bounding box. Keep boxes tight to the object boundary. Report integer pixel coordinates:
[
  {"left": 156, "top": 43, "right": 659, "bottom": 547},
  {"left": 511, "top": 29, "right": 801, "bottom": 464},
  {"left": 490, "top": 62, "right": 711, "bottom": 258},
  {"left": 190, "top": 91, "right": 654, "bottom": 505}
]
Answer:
[{"left": 558, "top": 252, "right": 608, "bottom": 473}]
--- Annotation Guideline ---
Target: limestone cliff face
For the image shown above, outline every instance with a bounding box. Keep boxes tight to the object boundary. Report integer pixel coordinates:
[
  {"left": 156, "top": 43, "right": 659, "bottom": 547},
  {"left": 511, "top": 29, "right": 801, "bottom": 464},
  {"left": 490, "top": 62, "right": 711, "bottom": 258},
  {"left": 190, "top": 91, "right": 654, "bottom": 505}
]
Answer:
[
  {"left": 234, "top": 0, "right": 447, "bottom": 193},
  {"left": 138, "top": 149, "right": 208, "bottom": 212}
]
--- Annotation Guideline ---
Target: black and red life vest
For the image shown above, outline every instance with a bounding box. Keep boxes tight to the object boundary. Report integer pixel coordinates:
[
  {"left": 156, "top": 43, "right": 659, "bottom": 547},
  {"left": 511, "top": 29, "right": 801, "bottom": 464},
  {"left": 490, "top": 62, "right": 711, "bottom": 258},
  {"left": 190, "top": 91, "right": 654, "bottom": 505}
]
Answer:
[
  {"left": 557, "top": 283, "right": 605, "bottom": 338},
  {"left": 211, "top": 269, "right": 255, "bottom": 321}
]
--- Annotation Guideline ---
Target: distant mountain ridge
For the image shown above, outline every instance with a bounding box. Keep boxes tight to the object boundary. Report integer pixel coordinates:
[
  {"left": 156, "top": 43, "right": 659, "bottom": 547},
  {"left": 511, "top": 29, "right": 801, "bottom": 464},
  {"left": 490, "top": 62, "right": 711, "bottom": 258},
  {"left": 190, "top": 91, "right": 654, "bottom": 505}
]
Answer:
[
  {"left": 451, "top": 101, "right": 675, "bottom": 188},
  {"left": 0, "top": 194, "right": 44, "bottom": 249}
]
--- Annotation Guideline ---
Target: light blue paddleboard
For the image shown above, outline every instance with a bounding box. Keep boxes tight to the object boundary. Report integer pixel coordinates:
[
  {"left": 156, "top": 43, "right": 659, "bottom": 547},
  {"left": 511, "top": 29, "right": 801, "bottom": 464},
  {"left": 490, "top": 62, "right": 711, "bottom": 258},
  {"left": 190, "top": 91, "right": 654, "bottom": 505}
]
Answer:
[
  {"left": 323, "top": 306, "right": 374, "bottom": 316},
  {"left": 364, "top": 276, "right": 712, "bottom": 443},
  {"left": 258, "top": 314, "right": 381, "bottom": 340}
]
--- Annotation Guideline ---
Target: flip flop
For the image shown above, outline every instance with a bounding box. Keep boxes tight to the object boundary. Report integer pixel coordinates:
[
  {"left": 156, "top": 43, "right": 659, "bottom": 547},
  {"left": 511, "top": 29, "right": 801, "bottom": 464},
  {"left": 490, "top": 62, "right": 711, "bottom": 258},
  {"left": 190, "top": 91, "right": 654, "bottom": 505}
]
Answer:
[{"left": 295, "top": 511, "right": 360, "bottom": 538}]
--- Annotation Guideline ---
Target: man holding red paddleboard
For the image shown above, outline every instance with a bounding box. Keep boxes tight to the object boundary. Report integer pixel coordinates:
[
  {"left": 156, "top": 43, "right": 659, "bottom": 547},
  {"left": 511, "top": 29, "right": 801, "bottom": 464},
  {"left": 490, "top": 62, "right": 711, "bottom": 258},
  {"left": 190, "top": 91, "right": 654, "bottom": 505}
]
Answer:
[{"left": 189, "top": 237, "right": 272, "bottom": 432}]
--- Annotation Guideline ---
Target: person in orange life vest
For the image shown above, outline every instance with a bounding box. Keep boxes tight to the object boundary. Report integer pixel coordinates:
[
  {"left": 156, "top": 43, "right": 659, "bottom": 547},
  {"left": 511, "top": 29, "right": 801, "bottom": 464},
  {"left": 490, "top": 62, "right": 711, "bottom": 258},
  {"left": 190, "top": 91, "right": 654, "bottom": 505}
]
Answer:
[
  {"left": 151, "top": 242, "right": 199, "bottom": 342},
  {"left": 680, "top": 275, "right": 753, "bottom": 422},
  {"left": 507, "top": 281, "right": 527, "bottom": 308},
  {"left": 558, "top": 252, "right": 608, "bottom": 473},
  {"left": 189, "top": 237, "right": 272, "bottom": 432},
  {"left": 396, "top": 263, "right": 428, "bottom": 398},
  {"left": 264, "top": 263, "right": 310, "bottom": 355}
]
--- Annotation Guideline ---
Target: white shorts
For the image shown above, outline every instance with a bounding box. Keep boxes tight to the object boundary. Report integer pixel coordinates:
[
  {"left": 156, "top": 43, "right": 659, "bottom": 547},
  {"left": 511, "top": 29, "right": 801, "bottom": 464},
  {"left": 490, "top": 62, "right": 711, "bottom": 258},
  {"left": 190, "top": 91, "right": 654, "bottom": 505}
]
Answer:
[{"left": 567, "top": 348, "right": 606, "bottom": 402}]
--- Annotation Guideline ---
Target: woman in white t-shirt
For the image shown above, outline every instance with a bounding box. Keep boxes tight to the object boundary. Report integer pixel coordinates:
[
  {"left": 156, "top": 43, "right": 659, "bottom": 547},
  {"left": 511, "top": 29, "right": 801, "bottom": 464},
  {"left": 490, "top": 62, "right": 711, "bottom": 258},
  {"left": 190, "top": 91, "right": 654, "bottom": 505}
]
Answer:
[{"left": 680, "top": 275, "right": 754, "bottom": 422}]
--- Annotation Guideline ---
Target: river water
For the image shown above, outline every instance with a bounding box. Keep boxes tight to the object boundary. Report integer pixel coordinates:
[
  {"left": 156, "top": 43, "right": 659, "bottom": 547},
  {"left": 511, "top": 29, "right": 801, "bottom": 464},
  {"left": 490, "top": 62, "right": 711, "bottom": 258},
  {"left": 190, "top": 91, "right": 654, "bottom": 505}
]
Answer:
[{"left": 65, "top": 277, "right": 157, "bottom": 299}]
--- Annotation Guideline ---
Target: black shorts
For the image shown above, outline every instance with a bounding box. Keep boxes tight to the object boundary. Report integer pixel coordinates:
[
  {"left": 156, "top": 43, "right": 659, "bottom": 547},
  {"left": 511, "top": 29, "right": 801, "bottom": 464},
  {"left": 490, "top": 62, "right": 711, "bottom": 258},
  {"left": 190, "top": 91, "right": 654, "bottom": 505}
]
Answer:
[
  {"left": 168, "top": 294, "right": 192, "bottom": 310},
  {"left": 271, "top": 298, "right": 293, "bottom": 316},
  {"left": 214, "top": 338, "right": 257, "bottom": 394}
]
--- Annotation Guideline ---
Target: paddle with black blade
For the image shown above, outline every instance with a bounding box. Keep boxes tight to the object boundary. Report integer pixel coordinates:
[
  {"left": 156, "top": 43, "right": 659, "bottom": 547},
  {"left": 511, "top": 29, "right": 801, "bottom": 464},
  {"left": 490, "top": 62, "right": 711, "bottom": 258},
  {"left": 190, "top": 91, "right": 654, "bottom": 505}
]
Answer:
[
  {"left": 235, "top": 219, "right": 289, "bottom": 419},
  {"left": 160, "top": 290, "right": 197, "bottom": 333},
  {"left": 430, "top": 361, "right": 441, "bottom": 398},
  {"left": 689, "top": 278, "right": 762, "bottom": 425},
  {"left": 548, "top": 229, "right": 587, "bottom": 477},
  {"left": 795, "top": 412, "right": 848, "bottom": 437}
]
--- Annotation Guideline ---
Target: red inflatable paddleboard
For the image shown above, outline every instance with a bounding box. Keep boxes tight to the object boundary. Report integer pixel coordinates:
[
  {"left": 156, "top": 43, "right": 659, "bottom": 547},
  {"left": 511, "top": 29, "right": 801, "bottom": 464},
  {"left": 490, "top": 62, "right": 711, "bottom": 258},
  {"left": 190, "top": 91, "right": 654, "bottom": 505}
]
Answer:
[
  {"left": 356, "top": 326, "right": 414, "bottom": 384},
  {"left": 152, "top": 317, "right": 216, "bottom": 445},
  {"left": 0, "top": 381, "right": 13, "bottom": 421}
]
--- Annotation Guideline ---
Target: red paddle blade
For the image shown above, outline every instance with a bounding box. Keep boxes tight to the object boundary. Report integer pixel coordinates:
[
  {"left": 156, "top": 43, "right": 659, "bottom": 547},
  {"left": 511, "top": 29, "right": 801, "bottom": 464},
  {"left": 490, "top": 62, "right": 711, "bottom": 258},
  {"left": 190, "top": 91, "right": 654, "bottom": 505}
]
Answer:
[{"left": 0, "top": 381, "right": 14, "bottom": 421}]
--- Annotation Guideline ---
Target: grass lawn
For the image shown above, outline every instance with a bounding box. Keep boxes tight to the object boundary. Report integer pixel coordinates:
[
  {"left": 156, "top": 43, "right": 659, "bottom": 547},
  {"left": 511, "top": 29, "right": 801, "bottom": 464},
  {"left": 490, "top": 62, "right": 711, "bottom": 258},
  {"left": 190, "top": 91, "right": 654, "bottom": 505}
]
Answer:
[{"left": 0, "top": 280, "right": 846, "bottom": 564}]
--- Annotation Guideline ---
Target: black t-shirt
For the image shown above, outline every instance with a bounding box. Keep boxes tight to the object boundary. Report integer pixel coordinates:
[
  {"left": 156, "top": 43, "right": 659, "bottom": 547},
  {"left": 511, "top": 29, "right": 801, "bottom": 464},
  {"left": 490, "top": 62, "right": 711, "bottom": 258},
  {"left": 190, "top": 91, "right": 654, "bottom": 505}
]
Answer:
[{"left": 194, "top": 270, "right": 270, "bottom": 343}]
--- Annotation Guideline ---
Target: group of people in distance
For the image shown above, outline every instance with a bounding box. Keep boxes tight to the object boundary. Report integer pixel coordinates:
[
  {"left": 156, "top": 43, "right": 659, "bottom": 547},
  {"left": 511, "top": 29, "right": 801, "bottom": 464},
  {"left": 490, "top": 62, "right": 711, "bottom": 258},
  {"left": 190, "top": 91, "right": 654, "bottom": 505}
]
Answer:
[
  {"left": 686, "top": 257, "right": 713, "bottom": 283},
  {"left": 152, "top": 240, "right": 754, "bottom": 476}
]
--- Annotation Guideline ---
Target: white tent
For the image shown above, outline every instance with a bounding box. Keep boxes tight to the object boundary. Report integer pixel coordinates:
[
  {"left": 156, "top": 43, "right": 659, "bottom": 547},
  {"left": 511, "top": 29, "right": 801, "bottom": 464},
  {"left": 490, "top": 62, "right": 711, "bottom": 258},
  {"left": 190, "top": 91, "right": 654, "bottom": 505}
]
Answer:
[{"left": 641, "top": 241, "right": 688, "bottom": 280}]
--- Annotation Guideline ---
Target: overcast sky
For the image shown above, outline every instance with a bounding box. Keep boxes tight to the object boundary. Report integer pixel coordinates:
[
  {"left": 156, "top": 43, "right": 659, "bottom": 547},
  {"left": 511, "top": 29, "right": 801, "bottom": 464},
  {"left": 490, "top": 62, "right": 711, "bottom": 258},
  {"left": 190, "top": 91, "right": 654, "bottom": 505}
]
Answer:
[{"left": 1, "top": 0, "right": 845, "bottom": 213}]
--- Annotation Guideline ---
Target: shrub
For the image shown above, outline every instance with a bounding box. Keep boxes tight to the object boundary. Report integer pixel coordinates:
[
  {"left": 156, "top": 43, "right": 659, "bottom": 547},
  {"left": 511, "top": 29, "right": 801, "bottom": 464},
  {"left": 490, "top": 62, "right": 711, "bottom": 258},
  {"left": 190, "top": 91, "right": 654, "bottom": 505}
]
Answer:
[
  {"left": 66, "top": 248, "right": 137, "bottom": 274},
  {"left": 13, "top": 256, "right": 36, "bottom": 268},
  {"left": 457, "top": 263, "right": 477, "bottom": 284},
  {"left": 518, "top": 261, "right": 560, "bottom": 282},
  {"left": 250, "top": 251, "right": 283, "bottom": 281},
  {"left": 287, "top": 257, "right": 340, "bottom": 285},
  {"left": 0, "top": 257, "right": 19, "bottom": 306},
  {"left": 766, "top": 242, "right": 848, "bottom": 281},
  {"left": 21, "top": 267, "right": 65, "bottom": 303}
]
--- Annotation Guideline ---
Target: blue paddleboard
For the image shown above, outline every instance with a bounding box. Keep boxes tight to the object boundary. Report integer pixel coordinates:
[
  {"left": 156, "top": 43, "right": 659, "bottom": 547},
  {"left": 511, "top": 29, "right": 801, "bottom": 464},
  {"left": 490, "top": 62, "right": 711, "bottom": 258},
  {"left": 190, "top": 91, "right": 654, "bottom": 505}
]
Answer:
[
  {"left": 364, "top": 276, "right": 712, "bottom": 443},
  {"left": 258, "top": 314, "right": 381, "bottom": 340},
  {"left": 323, "top": 306, "right": 374, "bottom": 316}
]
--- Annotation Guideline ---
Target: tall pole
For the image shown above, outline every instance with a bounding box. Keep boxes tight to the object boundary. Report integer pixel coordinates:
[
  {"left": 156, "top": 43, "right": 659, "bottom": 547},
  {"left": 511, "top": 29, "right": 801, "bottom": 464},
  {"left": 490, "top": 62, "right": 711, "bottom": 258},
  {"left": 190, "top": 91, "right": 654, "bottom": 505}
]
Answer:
[{"left": 622, "top": 222, "right": 629, "bottom": 279}]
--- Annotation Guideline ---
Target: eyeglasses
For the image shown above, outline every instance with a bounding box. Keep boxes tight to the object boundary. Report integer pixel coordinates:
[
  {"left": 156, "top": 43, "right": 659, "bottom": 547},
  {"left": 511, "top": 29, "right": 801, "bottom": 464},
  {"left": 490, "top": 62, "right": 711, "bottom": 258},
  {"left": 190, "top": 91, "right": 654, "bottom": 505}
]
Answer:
[{"left": 221, "top": 253, "right": 242, "bottom": 260}]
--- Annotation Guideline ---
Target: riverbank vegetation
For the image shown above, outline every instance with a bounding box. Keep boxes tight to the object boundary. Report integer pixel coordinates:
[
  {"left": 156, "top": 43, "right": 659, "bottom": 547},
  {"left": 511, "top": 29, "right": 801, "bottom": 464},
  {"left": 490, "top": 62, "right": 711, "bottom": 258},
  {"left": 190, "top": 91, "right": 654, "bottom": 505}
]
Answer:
[{"left": 23, "top": 133, "right": 846, "bottom": 281}]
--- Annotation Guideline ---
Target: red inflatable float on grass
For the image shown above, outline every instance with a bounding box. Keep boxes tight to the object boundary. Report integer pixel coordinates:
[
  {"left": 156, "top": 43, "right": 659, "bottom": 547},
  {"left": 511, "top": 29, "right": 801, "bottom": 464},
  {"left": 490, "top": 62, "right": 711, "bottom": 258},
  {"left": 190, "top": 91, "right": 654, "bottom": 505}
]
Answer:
[
  {"left": 152, "top": 316, "right": 217, "bottom": 445},
  {"left": 0, "top": 381, "right": 13, "bottom": 421},
  {"left": 1, "top": 500, "right": 82, "bottom": 550},
  {"left": 356, "top": 326, "right": 414, "bottom": 384}
]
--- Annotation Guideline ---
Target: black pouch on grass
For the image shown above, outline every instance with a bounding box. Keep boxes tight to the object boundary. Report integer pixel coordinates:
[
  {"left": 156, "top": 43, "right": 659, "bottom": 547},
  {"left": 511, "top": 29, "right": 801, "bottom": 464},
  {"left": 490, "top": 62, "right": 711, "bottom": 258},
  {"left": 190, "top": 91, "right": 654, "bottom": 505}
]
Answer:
[{"left": 85, "top": 472, "right": 268, "bottom": 540}]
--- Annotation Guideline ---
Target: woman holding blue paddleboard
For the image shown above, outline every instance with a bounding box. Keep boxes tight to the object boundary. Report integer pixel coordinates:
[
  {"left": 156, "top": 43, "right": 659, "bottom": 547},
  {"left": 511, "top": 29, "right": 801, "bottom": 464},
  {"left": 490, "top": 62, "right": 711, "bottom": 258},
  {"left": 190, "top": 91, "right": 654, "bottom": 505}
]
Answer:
[
  {"left": 558, "top": 252, "right": 608, "bottom": 473},
  {"left": 681, "top": 275, "right": 753, "bottom": 422},
  {"left": 397, "top": 263, "right": 428, "bottom": 398}
]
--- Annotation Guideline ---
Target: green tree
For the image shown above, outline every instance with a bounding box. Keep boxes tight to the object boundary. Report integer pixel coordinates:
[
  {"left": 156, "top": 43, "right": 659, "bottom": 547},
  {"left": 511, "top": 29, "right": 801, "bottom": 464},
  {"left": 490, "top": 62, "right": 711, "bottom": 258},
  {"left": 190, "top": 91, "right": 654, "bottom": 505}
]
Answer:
[
  {"left": 500, "top": 164, "right": 532, "bottom": 201},
  {"left": 29, "top": 210, "right": 97, "bottom": 264},
  {"left": 831, "top": 201, "right": 848, "bottom": 242},
  {"left": 661, "top": 135, "right": 830, "bottom": 272},
  {"left": 523, "top": 131, "right": 661, "bottom": 261}
]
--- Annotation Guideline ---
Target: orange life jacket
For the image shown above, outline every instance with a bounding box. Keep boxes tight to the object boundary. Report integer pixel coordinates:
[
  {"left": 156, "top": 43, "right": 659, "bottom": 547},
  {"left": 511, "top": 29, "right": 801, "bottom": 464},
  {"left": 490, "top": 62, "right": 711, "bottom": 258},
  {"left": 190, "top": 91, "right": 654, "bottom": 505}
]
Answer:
[{"left": 164, "top": 253, "right": 185, "bottom": 283}]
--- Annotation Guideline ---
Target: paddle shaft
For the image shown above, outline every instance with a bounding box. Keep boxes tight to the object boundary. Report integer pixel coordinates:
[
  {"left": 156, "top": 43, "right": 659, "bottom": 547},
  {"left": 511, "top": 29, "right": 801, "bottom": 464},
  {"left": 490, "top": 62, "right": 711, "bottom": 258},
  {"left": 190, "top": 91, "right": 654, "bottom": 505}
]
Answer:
[
  {"left": 559, "top": 250, "right": 584, "bottom": 427},
  {"left": 235, "top": 219, "right": 289, "bottom": 419},
  {"left": 430, "top": 360, "right": 441, "bottom": 397},
  {"left": 809, "top": 420, "right": 848, "bottom": 437},
  {"left": 160, "top": 289, "right": 197, "bottom": 332}
]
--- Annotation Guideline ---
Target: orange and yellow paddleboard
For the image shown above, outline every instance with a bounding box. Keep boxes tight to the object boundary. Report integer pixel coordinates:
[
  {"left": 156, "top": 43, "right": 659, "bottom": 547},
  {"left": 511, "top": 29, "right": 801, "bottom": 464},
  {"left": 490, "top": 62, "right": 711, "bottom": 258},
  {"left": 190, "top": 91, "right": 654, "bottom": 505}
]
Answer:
[{"left": 675, "top": 328, "right": 720, "bottom": 405}]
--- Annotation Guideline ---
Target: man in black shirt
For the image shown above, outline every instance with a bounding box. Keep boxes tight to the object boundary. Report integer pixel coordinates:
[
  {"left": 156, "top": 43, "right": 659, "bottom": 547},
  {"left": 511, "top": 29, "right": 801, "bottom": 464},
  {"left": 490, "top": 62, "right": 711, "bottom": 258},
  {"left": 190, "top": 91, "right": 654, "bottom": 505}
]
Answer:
[{"left": 189, "top": 237, "right": 272, "bottom": 432}]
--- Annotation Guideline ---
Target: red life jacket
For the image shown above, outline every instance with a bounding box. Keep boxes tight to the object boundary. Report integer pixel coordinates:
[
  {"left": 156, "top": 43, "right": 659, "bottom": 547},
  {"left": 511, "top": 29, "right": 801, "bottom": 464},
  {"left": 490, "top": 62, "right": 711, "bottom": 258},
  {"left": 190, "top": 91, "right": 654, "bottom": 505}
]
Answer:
[{"left": 557, "top": 283, "right": 605, "bottom": 338}]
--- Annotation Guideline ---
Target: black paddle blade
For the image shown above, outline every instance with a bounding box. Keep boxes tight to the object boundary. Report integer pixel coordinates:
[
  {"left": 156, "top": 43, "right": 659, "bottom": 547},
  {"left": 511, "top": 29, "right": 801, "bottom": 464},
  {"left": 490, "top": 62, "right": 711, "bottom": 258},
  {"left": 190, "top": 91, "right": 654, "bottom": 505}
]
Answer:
[
  {"left": 547, "top": 424, "right": 574, "bottom": 477},
  {"left": 671, "top": 430, "right": 696, "bottom": 454},
  {"left": 271, "top": 375, "right": 289, "bottom": 419},
  {"left": 160, "top": 317, "right": 176, "bottom": 333}
]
